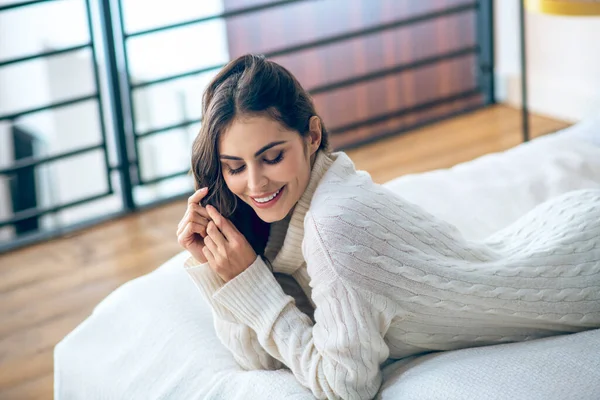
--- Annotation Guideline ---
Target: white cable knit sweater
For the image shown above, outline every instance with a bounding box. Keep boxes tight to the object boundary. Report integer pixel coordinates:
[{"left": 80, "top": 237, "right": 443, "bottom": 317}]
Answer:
[{"left": 185, "top": 151, "right": 600, "bottom": 400}]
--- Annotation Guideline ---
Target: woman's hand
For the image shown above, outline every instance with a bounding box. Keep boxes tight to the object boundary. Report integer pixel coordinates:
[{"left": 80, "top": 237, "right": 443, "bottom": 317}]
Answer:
[
  {"left": 177, "top": 187, "right": 211, "bottom": 263},
  {"left": 204, "top": 204, "right": 257, "bottom": 282}
]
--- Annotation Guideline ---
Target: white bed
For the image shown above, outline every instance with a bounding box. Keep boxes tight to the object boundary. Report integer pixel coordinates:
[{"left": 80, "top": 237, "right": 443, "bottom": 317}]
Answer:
[{"left": 54, "top": 114, "right": 600, "bottom": 400}]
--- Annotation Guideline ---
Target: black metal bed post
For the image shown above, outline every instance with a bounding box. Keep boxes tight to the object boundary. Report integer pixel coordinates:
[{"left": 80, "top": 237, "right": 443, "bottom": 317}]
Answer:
[
  {"left": 519, "top": 0, "right": 530, "bottom": 142},
  {"left": 97, "top": 0, "right": 136, "bottom": 210}
]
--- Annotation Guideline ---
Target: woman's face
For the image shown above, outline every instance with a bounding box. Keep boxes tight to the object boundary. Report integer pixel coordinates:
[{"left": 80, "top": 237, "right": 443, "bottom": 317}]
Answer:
[{"left": 219, "top": 115, "right": 321, "bottom": 223}]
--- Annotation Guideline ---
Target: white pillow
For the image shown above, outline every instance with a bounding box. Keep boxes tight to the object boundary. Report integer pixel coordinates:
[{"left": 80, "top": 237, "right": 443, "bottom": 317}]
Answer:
[{"left": 385, "top": 123, "right": 600, "bottom": 240}]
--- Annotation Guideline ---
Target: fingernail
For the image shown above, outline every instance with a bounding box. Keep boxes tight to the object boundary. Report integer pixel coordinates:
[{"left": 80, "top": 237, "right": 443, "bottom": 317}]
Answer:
[{"left": 200, "top": 187, "right": 207, "bottom": 192}]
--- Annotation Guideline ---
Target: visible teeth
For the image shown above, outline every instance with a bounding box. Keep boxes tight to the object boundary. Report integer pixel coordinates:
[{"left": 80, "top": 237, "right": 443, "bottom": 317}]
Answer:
[{"left": 255, "top": 188, "right": 281, "bottom": 203}]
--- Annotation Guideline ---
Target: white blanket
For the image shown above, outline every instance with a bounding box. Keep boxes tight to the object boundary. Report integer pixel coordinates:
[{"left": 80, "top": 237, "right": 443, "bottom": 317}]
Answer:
[
  {"left": 379, "top": 328, "right": 600, "bottom": 400},
  {"left": 55, "top": 116, "right": 600, "bottom": 400}
]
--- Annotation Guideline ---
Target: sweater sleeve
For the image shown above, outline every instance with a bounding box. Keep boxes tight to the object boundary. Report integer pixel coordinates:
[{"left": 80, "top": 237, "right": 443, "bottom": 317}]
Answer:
[
  {"left": 184, "top": 256, "right": 282, "bottom": 371},
  {"left": 212, "top": 218, "right": 395, "bottom": 400}
]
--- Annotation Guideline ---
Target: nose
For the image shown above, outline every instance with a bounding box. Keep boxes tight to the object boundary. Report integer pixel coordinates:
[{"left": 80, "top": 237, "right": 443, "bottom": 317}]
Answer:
[{"left": 247, "top": 164, "right": 268, "bottom": 193}]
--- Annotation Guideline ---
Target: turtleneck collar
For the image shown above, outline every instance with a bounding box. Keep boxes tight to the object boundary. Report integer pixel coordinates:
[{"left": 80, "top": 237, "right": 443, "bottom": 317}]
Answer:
[{"left": 264, "top": 150, "right": 335, "bottom": 274}]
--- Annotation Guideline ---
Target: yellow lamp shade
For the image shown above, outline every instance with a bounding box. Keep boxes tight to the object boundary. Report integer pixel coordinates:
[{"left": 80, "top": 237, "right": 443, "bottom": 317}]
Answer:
[{"left": 526, "top": 0, "right": 600, "bottom": 15}]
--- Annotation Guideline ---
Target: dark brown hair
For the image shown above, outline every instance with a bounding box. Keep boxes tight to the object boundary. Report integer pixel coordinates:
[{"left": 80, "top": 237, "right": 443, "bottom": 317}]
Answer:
[{"left": 190, "top": 54, "right": 330, "bottom": 255}]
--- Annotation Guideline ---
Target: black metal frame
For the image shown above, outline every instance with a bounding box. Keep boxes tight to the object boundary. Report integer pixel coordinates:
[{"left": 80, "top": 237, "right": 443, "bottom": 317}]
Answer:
[{"left": 0, "top": 0, "right": 496, "bottom": 253}]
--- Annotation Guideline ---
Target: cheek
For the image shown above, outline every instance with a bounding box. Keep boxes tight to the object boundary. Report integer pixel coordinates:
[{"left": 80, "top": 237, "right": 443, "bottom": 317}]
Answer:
[
  {"left": 223, "top": 175, "right": 245, "bottom": 196},
  {"left": 276, "top": 154, "right": 306, "bottom": 183}
]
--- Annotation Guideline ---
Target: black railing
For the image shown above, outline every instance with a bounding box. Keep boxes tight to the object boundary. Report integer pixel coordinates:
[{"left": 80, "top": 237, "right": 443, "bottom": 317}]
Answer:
[
  {"left": 137, "top": 45, "right": 479, "bottom": 140},
  {"left": 0, "top": 44, "right": 91, "bottom": 68},
  {"left": 0, "top": 0, "right": 495, "bottom": 253},
  {"left": 131, "top": 2, "right": 478, "bottom": 89},
  {"left": 125, "top": 0, "right": 312, "bottom": 39},
  {"left": 0, "top": 94, "right": 98, "bottom": 121},
  {"left": 0, "top": 0, "right": 56, "bottom": 12}
]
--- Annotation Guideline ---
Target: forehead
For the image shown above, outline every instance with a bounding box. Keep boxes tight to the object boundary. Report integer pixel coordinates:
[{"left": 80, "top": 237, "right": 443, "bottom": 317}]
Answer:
[{"left": 219, "top": 116, "right": 299, "bottom": 155}]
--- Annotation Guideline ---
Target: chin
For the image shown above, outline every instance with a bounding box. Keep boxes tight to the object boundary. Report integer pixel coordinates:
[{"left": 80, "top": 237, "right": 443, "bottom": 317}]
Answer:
[
  {"left": 244, "top": 186, "right": 295, "bottom": 223},
  {"left": 254, "top": 207, "right": 289, "bottom": 223}
]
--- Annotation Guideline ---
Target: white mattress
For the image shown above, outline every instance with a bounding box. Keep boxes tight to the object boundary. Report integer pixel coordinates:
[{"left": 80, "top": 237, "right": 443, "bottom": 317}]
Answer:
[{"left": 55, "top": 114, "right": 600, "bottom": 400}]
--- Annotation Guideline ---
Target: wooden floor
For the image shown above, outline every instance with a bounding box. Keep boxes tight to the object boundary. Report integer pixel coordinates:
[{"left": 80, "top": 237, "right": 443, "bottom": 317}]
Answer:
[{"left": 0, "top": 105, "right": 569, "bottom": 399}]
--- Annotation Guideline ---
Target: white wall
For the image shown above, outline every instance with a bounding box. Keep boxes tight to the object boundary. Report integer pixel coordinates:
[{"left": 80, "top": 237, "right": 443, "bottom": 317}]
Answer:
[{"left": 494, "top": 1, "right": 600, "bottom": 122}]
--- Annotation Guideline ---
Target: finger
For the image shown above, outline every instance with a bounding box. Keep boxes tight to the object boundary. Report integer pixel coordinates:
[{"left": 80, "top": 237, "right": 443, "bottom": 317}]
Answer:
[
  {"left": 202, "top": 245, "right": 215, "bottom": 265},
  {"left": 206, "top": 205, "right": 237, "bottom": 241},
  {"left": 177, "top": 207, "right": 190, "bottom": 232},
  {"left": 206, "top": 221, "right": 227, "bottom": 250},
  {"left": 178, "top": 221, "right": 207, "bottom": 242},
  {"left": 187, "top": 187, "right": 208, "bottom": 205},
  {"left": 177, "top": 222, "right": 200, "bottom": 247},
  {"left": 177, "top": 210, "right": 189, "bottom": 232},
  {"left": 188, "top": 212, "right": 210, "bottom": 227},
  {"left": 203, "top": 235, "right": 219, "bottom": 258},
  {"left": 193, "top": 221, "right": 208, "bottom": 238},
  {"left": 177, "top": 222, "right": 193, "bottom": 246},
  {"left": 183, "top": 219, "right": 207, "bottom": 238},
  {"left": 178, "top": 204, "right": 210, "bottom": 235},
  {"left": 177, "top": 212, "right": 207, "bottom": 237},
  {"left": 189, "top": 203, "right": 210, "bottom": 219},
  {"left": 177, "top": 211, "right": 192, "bottom": 235}
]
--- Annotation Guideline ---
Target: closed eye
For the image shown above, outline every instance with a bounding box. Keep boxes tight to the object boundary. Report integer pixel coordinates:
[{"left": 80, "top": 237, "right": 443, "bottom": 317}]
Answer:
[
  {"left": 264, "top": 151, "right": 284, "bottom": 165},
  {"left": 224, "top": 150, "right": 285, "bottom": 175},
  {"left": 227, "top": 165, "right": 245, "bottom": 175}
]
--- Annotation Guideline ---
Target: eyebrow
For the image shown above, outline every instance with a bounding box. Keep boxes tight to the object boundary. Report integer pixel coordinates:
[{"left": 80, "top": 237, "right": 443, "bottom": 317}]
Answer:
[{"left": 219, "top": 140, "right": 287, "bottom": 161}]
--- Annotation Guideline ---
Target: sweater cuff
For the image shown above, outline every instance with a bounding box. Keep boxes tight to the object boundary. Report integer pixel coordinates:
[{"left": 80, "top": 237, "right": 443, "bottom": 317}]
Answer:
[
  {"left": 184, "top": 256, "right": 240, "bottom": 322},
  {"left": 185, "top": 256, "right": 226, "bottom": 294},
  {"left": 213, "top": 256, "right": 292, "bottom": 332}
]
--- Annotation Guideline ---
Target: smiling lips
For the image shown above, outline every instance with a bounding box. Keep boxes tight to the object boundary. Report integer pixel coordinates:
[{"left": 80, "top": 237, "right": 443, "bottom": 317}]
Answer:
[{"left": 250, "top": 186, "right": 285, "bottom": 208}]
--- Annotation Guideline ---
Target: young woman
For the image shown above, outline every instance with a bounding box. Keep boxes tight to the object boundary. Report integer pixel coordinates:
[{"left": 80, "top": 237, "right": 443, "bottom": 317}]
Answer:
[{"left": 176, "top": 54, "right": 600, "bottom": 400}]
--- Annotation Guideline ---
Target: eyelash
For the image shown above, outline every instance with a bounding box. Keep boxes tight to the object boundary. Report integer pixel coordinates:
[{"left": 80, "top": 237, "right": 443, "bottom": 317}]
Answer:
[{"left": 227, "top": 151, "right": 285, "bottom": 175}]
